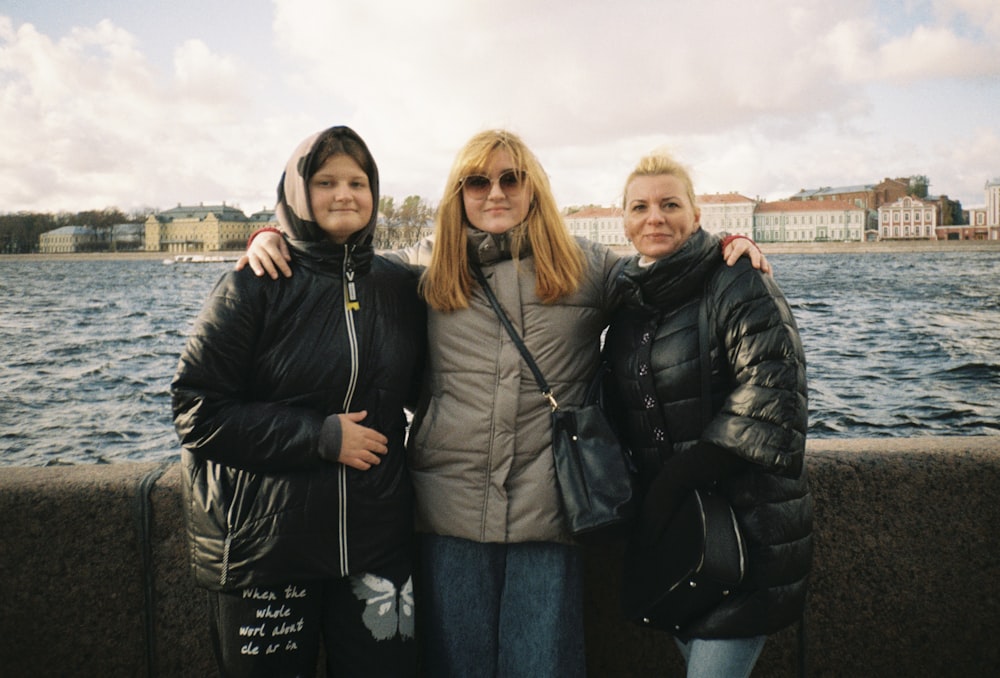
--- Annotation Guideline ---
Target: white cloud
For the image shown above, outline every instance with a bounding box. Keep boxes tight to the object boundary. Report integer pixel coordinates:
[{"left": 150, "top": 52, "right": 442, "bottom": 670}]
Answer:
[
  {"left": 0, "top": 0, "right": 998, "bottom": 214},
  {"left": 877, "top": 25, "right": 1000, "bottom": 80},
  {"left": 0, "top": 15, "right": 303, "bottom": 213},
  {"left": 173, "top": 39, "right": 244, "bottom": 103}
]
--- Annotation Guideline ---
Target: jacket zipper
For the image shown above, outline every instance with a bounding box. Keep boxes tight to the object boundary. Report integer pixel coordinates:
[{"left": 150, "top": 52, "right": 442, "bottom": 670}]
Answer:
[
  {"left": 220, "top": 534, "right": 231, "bottom": 588},
  {"left": 339, "top": 245, "right": 361, "bottom": 576},
  {"left": 221, "top": 470, "right": 246, "bottom": 587}
]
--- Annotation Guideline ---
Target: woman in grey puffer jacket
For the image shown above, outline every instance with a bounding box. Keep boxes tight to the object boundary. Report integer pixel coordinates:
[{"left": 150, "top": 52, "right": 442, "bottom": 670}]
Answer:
[{"left": 604, "top": 152, "right": 812, "bottom": 678}]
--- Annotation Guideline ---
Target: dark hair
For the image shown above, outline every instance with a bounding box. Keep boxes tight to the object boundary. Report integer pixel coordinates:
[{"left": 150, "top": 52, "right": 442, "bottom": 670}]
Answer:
[{"left": 305, "top": 127, "right": 376, "bottom": 185}]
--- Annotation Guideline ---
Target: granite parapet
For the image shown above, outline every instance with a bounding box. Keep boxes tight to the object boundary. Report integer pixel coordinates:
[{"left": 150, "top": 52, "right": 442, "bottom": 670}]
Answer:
[{"left": 1, "top": 437, "right": 997, "bottom": 676}]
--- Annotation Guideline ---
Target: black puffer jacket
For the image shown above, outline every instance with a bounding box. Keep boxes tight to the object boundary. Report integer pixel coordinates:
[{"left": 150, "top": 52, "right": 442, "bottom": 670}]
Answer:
[
  {"left": 604, "top": 228, "right": 812, "bottom": 638},
  {"left": 171, "top": 126, "right": 426, "bottom": 591}
]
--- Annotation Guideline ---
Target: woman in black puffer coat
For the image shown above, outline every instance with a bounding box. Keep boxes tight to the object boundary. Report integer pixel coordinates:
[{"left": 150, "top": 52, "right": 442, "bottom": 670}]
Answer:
[
  {"left": 171, "top": 125, "right": 425, "bottom": 677},
  {"left": 604, "top": 152, "right": 812, "bottom": 677}
]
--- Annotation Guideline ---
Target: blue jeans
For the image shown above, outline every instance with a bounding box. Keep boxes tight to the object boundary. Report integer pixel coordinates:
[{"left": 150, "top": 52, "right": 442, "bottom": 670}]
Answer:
[
  {"left": 674, "top": 635, "right": 767, "bottom": 678},
  {"left": 418, "top": 535, "right": 585, "bottom": 678}
]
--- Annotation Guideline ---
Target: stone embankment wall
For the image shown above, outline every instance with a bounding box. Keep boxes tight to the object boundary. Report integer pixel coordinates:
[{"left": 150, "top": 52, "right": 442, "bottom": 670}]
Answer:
[{"left": 1, "top": 436, "right": 998, "bottom": 676}]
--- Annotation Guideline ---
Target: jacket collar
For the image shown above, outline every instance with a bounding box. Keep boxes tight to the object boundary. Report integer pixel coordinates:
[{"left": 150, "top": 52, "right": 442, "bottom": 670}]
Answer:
[
  {"left": 621, "top": 228, "right": 721, "bottom": 311},
  {"left": 466, "top": 225, "right": 532, "bottom": 266}
]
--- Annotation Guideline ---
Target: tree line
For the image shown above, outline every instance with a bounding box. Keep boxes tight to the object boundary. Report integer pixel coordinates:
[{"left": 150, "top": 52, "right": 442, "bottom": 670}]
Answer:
[
  {"left": 378, "top": 196, "right": 436, "bottom": 229},
  {"left": 0, "top": 196, "right": 438, "bottom": 254},
  {"left": 0, "top": 207, "right": 155, "bottom": 254}
]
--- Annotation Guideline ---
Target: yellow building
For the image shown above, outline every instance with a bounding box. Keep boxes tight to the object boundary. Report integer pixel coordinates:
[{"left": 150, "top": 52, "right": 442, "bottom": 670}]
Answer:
[{"left": 145, "top": 204, "right": 275, "bottom": 253}]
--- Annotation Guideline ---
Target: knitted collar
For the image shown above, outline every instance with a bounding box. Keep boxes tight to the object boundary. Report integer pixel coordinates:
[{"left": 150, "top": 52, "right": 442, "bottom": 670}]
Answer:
[
  {"left": 621, "top": 228, "right": 721, "bottom": 310},
  {"left": 465, "top": 224, "right": 532, "bottom": 266}
]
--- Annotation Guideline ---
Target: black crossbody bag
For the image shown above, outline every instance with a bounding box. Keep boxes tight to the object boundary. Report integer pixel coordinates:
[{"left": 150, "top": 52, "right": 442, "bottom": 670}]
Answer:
[{"left": 471, "top": 264, "right": 635, "bottom": 538}]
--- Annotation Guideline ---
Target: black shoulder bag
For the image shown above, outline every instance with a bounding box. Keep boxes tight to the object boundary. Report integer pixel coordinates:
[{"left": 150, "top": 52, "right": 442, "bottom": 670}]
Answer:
[{"left": 471, "top": 264, "right": 635, "bottom": 539}]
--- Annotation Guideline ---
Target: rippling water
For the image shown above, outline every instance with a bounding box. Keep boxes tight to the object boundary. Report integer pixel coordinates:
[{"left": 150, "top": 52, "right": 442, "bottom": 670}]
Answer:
[
  {"left": 1, "top": 252, "right": 998, "bottom": 466},
  {"left": 778, "top": 251, "right": 1000, "bottom": 438},
  {"left": 1, "top": 259, "right": 216, "bottom": 466}
]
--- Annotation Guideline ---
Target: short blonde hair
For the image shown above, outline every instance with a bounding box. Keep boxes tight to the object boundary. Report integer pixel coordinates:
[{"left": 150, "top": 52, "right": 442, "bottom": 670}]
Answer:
[
  {"left": 622, "top": 153, "right": 698, "bottom": 213},
  {"left": 420, "top": 130, "right": 585, "bottom": 312}
]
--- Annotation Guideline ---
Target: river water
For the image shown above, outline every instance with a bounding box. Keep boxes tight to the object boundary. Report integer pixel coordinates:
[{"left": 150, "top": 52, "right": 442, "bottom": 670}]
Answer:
[{"left": 1, "top": 251, "right": 998, "bottom": 466}]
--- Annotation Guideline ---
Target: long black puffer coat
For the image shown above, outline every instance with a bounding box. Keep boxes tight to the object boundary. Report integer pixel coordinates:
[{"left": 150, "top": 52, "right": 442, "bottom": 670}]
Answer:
[
  {"left": 604, "top": 227, "right": 812, "bottom": 639},
  {"left": 171, "top": 126, "right": 426, "bottom": 591}
]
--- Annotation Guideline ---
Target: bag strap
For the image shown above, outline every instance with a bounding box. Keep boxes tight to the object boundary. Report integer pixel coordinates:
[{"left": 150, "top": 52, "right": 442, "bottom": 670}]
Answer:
[
  {"left": 471, "top": 264, "right": 559, "bottom": 410},
  {"left": 697, "top": 278, "right": 713, "bottom": 428}
]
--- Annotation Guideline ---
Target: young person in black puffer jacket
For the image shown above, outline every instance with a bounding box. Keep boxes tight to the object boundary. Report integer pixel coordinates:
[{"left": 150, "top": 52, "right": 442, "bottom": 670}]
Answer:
[{"left": 172, "top": 125, "right": 425, "bottom": 677}]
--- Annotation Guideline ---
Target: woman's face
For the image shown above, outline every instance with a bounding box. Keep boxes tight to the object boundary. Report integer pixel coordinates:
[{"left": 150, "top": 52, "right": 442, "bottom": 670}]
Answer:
[
  {"left": 624, "top": 174, "right": 700, "bottom": 260},
  {"left": 308, "top": 154, "right": 373, "bottom": 244},
  {"left": 461, "top": 149, "right": 532, "bottom": 235}
]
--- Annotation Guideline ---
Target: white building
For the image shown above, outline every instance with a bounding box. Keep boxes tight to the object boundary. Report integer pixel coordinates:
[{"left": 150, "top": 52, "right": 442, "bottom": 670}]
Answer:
[
  {"left": 877, "top": 196, "right": 939, "bottom": 240},
  {"left": 697, "top": 193, "right": 756, "bottom": 236},
  {"left": 966, "top": 207, "right": 988, "bottom": 229},
  {"left": 754, "top": 200, "right": 866, "bottom": 243},
  {"left": 947, "top": 178, "right": 1000, "bottom": 240},
  {"left": 39, "top": 226, "right": 97, "bottom": 253},
  {"left": 563, "top": 207, "right": 626, "bottom": 246},
  {"left": 986, "top": 178, "right": 1000, "bottom": 230}
]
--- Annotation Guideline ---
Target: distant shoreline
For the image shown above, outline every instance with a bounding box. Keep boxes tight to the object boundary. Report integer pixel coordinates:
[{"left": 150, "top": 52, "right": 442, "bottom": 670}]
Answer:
[
  {"left": 757, "top": 240, "right": 1000, "bottom": 255},
  {"left": 2, "top": 239, "right": 999, "bottom": 263},
  {"left": 607, "top": 240, "right": 1000, "bottom": 256}
]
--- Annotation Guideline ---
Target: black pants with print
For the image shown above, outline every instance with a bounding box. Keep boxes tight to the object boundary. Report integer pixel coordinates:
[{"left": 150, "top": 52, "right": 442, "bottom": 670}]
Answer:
[{"left": 206, "top": 567, "right": 416, "bottom": 678}]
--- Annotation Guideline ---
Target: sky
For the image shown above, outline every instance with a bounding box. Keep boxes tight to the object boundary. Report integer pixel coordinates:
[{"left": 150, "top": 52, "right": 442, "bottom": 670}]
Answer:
[{"left": 1, "top": 0, "right": 999, "bottom": 217}]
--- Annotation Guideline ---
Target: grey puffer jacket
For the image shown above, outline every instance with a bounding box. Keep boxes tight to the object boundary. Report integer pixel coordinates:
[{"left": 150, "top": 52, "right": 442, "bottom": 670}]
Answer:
[
  {"left": 405, "top": 237, "right": 623, "bottom": 544},
  {"left": 172, "top": 126, "right": 426, "bottom": 591},
  {"left": 604, "top": 227, "right": 812, "bottom": 638}
]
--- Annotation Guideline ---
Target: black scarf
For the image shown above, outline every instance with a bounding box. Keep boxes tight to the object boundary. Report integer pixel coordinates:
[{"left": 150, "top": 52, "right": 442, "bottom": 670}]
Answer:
[{"left": 620, "top": 228, "right": 722, "bottom": 312}]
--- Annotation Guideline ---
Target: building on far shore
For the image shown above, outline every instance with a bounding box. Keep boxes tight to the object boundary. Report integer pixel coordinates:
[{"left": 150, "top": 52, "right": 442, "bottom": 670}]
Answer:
[
  {"left": 989, "top": 178, "right": 1000, "bottom": 232},
  {"left": 38, "top": 223, "right": 146, "bottom": 253},
  {"left": 39, "top": 226, "right": 97, "bottom": 253},
  {"left": 789, "top": 178, "right": 910, "bottom": 211},
  {"left": 698, "top": 193, "right": 755, "bottom": 237},
  {"left": 373, "top": 217, "right": 434, "bottom": 251},
  {"left": 145, "top": 204, "right": 275, "bottom": 253},
  {"left": 563, "top": 206, "right": 626, "bottom": 246},
  {"left": 754, "top": 199, "right": 867, "bottom": 243},
  {"left": 877, "top": 196, "right": 940, "bottom": 240},
  {"left": 944, "top": 178, "right": 1000, "bottom": 240}
]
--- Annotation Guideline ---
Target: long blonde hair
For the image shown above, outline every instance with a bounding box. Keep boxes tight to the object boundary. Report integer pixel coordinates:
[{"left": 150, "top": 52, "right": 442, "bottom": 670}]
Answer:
[{"left": 420, "top": 130, "right": 585, "bottom": 312}]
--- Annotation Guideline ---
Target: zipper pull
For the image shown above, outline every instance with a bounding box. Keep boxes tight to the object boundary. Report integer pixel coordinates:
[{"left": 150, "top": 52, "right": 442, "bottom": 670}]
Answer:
[
  {"left": 344, "top": 247, "right": 360, "bottom": 311},
  {"left": 347, "top": 280, "right": 359, "bottom": 311}
]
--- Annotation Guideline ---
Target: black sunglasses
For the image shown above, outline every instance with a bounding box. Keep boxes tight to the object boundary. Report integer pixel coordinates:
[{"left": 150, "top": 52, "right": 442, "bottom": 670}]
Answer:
[{"left": 460, "top": 169, "right": 527, "bottom": 198}]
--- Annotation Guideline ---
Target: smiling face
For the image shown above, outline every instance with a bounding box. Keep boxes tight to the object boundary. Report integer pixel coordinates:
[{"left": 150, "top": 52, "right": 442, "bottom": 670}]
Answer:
[
  {"left": 462, "top": 149, "right": 532, "bottom": 235},
  {"left": 624, "top": 174, "right": 701, "bottom": 260},
  {"left": 308, "top": 153, "right": 373, "bottom": 244}
]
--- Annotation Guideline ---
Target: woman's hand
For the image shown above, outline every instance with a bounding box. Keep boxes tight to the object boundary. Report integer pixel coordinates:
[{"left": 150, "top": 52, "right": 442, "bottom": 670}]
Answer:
[
  {"left": 235, "top": 230, "right": 292, "bottom": 279},
  {"left": 723, "top": 235, "right": 772, "bottom": 275},
  {"left": 336, "top": 411, "right": 388, "bottom": 471}
]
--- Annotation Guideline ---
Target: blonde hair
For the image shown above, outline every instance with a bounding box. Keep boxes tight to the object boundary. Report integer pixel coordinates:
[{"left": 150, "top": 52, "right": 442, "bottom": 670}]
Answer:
[
  {"left": 622, "top": 153, "right": 699, "bottom": 215},
  {"left": 420, "top": 130, "right": 585, "bottom": 312}
]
